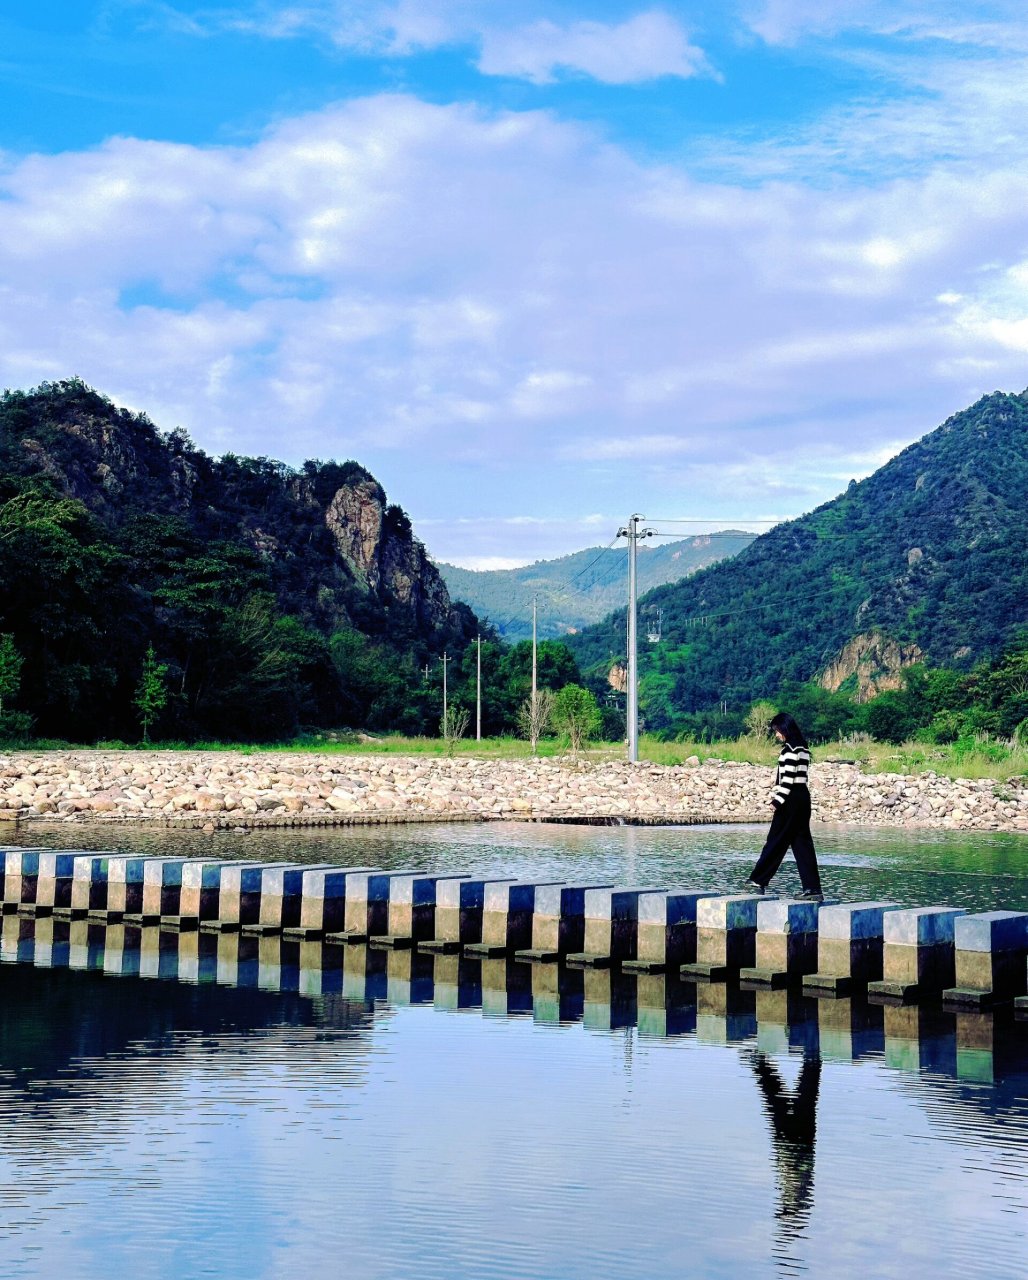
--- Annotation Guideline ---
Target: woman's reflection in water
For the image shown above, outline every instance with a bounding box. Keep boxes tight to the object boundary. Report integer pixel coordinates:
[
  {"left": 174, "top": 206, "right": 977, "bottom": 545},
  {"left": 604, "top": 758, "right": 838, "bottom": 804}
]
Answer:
[{"left": 750, "top": 1051, "right": 821, "bottom": 1252}]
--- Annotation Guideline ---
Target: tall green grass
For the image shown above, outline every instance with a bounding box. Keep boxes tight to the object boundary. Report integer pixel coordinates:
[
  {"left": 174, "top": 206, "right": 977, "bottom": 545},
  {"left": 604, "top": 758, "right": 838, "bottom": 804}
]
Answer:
[
  {"left": 656, "top": 732, "right": 1028, "bottom": 781},
  {"left": 4, "top": 729, "right": 1026, "bottom": 781}
]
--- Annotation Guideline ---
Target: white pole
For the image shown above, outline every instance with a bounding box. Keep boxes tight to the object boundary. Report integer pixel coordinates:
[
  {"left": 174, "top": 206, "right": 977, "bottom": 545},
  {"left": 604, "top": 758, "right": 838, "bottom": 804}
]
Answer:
[
  {"left": 627, "top": 515, "right": 640, "bottom": 763},
  {"left": 476, "top": 634, "right": 482, "bottom": 742},
  {"left": 442, "top": 650, "right": 448, "bottom": 730},
  {"left": 531, "top": 597, "right": 538, "bottom": 755}
]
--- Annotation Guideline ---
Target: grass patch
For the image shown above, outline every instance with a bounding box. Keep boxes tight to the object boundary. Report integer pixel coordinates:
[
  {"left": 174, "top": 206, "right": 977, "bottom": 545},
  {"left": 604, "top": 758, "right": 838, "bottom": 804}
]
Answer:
[
  {"left": 652, "top": 732, "right": 1028, "bottom": 782},
  {"left": 4, "top": 729, "right": 1028, "bottom": 782}
]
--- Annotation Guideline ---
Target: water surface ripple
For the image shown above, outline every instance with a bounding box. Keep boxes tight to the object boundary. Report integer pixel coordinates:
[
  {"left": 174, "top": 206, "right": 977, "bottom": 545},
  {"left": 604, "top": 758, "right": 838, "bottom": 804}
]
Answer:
[{"left": 0, "top": 820, "right": 1024, "bottom": 1278}]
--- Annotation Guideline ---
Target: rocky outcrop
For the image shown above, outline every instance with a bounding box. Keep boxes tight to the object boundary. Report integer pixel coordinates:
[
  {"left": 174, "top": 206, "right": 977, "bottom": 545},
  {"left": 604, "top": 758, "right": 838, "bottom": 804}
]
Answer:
[
  {"left": 7, "top": 380, "right": 456, "bottom": 642},
  {"left": 324, "top": 478, "right": 451, "bottom": 629},
  {"left": 380, "top": 533, "right": 451, "bottom": 629},
  {"left": 2, "top": 751, "right": 1027, "bottom": 834},
  {"left": 325, "top": 478, "right": 386, "bottom": 589},
  {"left": 819, "top": 630, "right": 924, "bottom": 700}
]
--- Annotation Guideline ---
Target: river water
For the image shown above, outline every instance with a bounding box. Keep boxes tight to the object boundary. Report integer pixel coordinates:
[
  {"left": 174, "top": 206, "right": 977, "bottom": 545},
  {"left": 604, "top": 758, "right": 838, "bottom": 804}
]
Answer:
[{"left": 0, "top": 820, "right": 1025, "bottom": 1279}]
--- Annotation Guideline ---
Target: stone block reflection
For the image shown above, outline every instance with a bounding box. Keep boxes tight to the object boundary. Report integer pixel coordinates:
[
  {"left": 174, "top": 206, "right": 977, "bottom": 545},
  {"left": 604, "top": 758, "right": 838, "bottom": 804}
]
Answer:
[{"left": 1, "top": 914, "right": 1026, "bottom": 1098}]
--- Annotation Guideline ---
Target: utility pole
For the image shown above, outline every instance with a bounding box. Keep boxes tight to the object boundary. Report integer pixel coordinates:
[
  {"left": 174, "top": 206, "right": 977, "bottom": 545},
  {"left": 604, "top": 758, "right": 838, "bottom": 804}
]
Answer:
[
  {"left": 441, "top": 651, "right": 451, "bottom": 730},
  {"left": 531, "top": 596, "right": 538, "bottom": 756},
  {"left": 617, "top": 514, "right": 652, "bottom": 763},
  {"left": 476, "top": 634, "right": 482, "bottom": 742}
]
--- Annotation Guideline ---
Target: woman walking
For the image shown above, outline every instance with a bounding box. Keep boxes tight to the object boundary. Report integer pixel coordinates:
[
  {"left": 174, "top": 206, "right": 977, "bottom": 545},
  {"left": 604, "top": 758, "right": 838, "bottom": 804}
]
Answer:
[{"left": 746, "top": 712, "right": 824, "bottom": 901}]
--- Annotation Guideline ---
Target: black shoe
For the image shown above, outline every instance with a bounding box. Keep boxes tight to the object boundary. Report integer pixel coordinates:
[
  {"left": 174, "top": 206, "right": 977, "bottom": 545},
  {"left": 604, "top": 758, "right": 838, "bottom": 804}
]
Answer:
[
  {"left": 798, "top": 891, "right": 824, "bottom": 903},
  {"left": 745, "top": 879, "right": 766, "bottom": 895}
]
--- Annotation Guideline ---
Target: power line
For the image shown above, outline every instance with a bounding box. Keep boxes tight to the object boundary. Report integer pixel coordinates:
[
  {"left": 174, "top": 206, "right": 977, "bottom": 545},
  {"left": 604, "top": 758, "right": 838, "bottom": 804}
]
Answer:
[
  {"left": 488, "top": 535, "right": 623, "bottom": 636},
  {"left": 648, "top": 517, "right": 788, "bottom": 525},
  {"left": 637, "top": 579, "right": 873, "bottom": 632}
]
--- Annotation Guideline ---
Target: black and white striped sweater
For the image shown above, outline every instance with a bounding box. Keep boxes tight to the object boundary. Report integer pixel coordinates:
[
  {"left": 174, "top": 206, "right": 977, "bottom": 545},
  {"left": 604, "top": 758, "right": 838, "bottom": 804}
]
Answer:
[{"left": 771, "top": 742, "right": 810, "bottom": 807}]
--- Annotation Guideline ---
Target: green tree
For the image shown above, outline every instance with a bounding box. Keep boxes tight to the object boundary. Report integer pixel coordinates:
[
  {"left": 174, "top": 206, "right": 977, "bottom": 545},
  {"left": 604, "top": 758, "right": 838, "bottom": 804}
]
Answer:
[
  {"left": 0, "top": 633, "right": 23, "bottom": 719},
  {"left": 517, "top": 688, "right": 555, "bottom": 753},
  {"left": 0, "top": 632, "right": 31, "bottom": 737},
  {"left": 746, "top": 700, "right": 778, "bottom": 737},
  {"left": 133, "top": 645, "right": 169, "bottom": 743},
  {"left": 552, "top": 683, "right": 601, "bottom": 757},
  {"left": 441, "top": 704, "right": 470, "bottom": 756},
  {"left": 863, "top": 689, "right": 919, "bottom": 744}
]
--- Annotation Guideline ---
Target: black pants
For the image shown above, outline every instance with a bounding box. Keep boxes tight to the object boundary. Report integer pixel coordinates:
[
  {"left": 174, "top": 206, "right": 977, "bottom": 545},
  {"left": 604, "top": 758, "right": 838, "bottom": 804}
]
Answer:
[{"left": 750, "top": 787, "right": 822, "bottom": 894}]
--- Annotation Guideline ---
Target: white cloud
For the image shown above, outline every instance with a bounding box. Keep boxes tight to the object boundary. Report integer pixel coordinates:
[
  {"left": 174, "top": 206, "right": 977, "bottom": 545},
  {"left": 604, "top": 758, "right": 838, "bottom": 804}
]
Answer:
[
  {"left": 510, "top": 369, "right": 593, "bottom": 419},
  {"left": 139, "top": 3, "right": 712, "bottom": 84},
  {"left": 477, "top": 10, "right": 713, "bottom": 85},
  {"left": 3, "top": 92, "right": 1028, "bottom": 561},
  {"left": 741, "top": 1, "right": 1027, "bottom": 48},
  {"left": 556, "top": 433, "right": 697, "bottom": 461},
  {"left": 439, "top": 555, "right": 533, "bottom": 571}
]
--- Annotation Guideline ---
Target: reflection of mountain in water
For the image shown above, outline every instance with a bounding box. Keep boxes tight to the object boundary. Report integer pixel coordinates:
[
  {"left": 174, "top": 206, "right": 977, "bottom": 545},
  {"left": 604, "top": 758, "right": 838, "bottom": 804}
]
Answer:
[
  {"left": 2, "top": 915, "right": 1028, "bottom": 1146},
  {"left": 0, "top": 961, "right": 378, "bottom": 1120}
]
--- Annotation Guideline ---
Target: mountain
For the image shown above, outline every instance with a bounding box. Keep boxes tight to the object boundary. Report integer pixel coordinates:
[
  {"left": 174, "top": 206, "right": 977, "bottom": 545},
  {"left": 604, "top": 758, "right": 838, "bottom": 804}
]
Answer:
[
  {"left": 0, "top": 379, "right": 477, "bottom": 739},
  {"left": 568, "top": 390, "right": 1028, "bottom": 729},
  {"left": 439, "top": 533, "right": 755, "bottom": 640}
]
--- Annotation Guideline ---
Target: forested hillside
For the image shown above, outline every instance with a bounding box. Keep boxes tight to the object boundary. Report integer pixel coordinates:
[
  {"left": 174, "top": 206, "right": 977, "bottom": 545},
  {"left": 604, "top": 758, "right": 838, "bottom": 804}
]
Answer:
[
  {"left": 570, "top": 390, "right": 1028, "bottom": 732},
  {"left": 440, "top": 532, "right": 754, "bottom": 640},
  {"left": 0, "top": 380, "right": 480, "bottom": 740}
]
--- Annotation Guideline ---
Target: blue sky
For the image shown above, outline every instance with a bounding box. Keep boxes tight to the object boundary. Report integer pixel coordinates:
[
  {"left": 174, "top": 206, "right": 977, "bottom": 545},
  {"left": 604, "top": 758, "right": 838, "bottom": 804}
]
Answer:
[{"left": 2, "top": 2, "right": 1027, "bottom": 566}]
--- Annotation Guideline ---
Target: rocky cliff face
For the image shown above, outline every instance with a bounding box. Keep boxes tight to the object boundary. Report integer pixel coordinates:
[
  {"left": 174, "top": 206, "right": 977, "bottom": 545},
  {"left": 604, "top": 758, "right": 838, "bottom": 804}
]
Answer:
[
  {"left": 819, "top": 630, "right": 925, "bottom": 700},
  {"left": 325, "top": 479, "right": 386, "bottom": 589},
  {"left": 3, "top": 379, "right": 455, "bottom": 641},
  {"left": 324, "top": 476, "right": 450, "bottom": 629}
]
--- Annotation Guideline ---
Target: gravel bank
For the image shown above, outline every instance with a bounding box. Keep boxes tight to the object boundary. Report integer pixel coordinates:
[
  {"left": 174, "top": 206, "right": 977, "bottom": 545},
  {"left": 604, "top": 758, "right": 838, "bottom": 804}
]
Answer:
[{"left": 2, "top": 752, "right": 1028, "bottom": 834}]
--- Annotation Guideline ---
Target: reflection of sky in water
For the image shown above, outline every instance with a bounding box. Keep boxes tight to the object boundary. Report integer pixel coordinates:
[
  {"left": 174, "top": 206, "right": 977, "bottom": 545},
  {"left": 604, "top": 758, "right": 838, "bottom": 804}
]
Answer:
[
  {"left": 0, "top": 940, "right": 1024, "bottom": 1279},
  {"left": 13, "top": 819, "right": 1028, "bottom": 910},
  {"left": 1, "top": 822, "right": 1026, "bottom": 1277}
]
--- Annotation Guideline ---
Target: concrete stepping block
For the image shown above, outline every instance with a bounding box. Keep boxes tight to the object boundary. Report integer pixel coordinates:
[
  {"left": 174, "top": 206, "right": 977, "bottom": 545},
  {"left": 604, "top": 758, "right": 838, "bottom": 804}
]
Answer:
[
  {"left": 27, "top": 852, "right": 83, "bottom": 915},
  {"left": 465, "top": 880, "right": 565, "bottom": 957},
  {"left": 621, "top": 888, "right": 722, "bottom": 974},
  {"left": 239, "top": 863, "right": 338, "bottom": 935},
  {"left": 740, "top": 897, "right": 837, "bottom": 987},
  {"left": 70, "top": 854, "right": 115, "bottom": 916},
  {"left": 942, "top": 910, "right": 1028, "bottom": 1009},
  {"left": 565, "top": 886, "right": 665, "bottom": 967},
  {"left": 370, "top": 872, "right": 473, "bottom": 948},
  {"left": 0, "top": 849, "right": 46, "bottom": 910},
  {"left": 681, "top": 893, "right": 775, "bottom": 981},
  {"left": 515, "top": 882, "right": 616, "bottom": 962},
  {"left": 286, "top": 866, "right": 379, "bottom": 938},
  {"left": 1, "top": 849, "right": 44, "bottom": 912},
  {"left": 179, "top": 860, "right": 263, "bottom": 924},
  {"left": 802, "top": 901, "right": 904, "bottom": 996},
  {"left": 418, "top": 877, "right": 519, "bottom": 953},
  {"left": 867, "top": 906, "right": 967, "bottom": 1004},
  {"left": 331, "top": 869, "right": 430, "bottom": 943}
]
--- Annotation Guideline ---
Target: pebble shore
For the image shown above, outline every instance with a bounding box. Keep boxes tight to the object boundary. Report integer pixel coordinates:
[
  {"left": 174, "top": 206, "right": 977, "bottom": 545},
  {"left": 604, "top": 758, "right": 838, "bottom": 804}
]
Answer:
[{"left": 2, "top": 751, "right": 1028, "bottom": 834}]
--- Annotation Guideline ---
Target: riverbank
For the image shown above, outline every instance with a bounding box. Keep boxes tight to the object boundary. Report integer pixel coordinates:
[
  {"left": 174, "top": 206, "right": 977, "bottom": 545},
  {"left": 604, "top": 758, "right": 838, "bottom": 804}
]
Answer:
[{"left": 2, "top": 750, "right": 1028, "bottom": 834}]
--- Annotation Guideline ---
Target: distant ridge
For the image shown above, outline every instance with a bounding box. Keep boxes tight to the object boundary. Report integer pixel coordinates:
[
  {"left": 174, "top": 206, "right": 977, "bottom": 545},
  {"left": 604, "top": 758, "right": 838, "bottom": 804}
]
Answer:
[
  {"left": 568, "top": 390, "right": 1028, "bottom": 728},
  {"left": 439, "top": 534, "right": 755, "bottom": 640}
]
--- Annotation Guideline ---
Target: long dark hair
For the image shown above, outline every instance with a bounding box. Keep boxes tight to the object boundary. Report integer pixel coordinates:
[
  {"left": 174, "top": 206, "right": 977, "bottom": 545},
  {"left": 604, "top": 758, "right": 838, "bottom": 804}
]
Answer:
[{"left": 770, "top": 712, "right": 808, "bottom": 748}]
